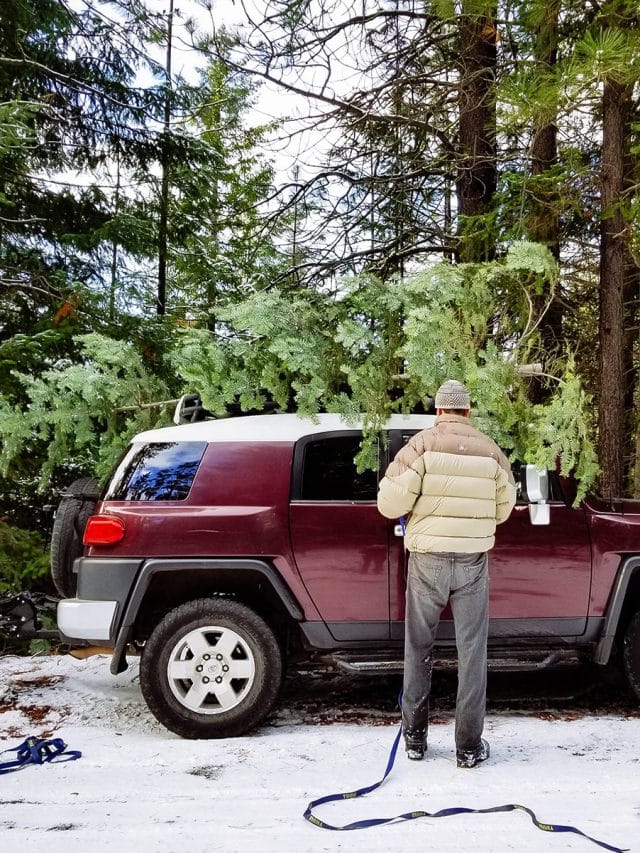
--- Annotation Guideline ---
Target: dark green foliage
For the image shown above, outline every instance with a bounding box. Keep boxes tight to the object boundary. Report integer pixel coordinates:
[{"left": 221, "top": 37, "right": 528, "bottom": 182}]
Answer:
[{"left": 0, "top": 521, "right": 49, "bottom": 595}]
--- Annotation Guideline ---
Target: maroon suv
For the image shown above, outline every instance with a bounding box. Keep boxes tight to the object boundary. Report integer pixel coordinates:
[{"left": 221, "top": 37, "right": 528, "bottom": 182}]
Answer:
[{"left": 56, "top": 413, "right": 640, "bottom": 738}]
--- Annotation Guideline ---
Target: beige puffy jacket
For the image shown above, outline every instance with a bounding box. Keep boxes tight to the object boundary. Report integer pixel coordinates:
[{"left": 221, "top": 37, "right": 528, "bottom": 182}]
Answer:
[{"left": 377, "top": 413, "right": 516, "bottom": 553}]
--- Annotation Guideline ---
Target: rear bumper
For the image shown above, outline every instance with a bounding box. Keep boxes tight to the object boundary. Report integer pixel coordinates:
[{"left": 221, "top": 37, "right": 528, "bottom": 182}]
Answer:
[
  {"left": 57, "top": 599, "right": 118, "bottom": 643},
  {"left": 57, "top": 556, "right": 143, "bottom": 643}
]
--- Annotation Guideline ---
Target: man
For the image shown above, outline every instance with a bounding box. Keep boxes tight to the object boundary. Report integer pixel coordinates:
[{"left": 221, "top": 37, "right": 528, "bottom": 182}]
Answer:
[{"left": 377, "top": 379, "right": 516, "bottom": 767}]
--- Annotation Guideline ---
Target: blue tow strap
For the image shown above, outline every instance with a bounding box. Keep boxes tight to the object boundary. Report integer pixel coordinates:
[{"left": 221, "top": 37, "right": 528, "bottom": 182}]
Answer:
[
  {"left": 303, "top": 722, "right": 628, "bottom": 852},
  {"left": 0, "top": 735, "right": 81, "bottom": 775}
]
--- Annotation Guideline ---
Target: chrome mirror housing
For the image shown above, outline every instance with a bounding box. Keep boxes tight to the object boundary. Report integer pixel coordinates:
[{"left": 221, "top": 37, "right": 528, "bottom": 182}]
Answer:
[{"left": 524, "top": 465, "right": 550, "bottom": 526}]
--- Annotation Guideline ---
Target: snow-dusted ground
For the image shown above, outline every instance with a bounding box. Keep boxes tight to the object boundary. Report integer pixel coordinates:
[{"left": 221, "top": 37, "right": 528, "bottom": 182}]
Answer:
[{"left": 0, "top": 653, "right": 638, "bottom": 853}]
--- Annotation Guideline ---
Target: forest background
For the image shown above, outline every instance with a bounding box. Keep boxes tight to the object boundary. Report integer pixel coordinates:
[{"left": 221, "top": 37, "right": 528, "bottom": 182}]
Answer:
[{"left": 0, "top": 0, "right": 639, "bottom": 595}]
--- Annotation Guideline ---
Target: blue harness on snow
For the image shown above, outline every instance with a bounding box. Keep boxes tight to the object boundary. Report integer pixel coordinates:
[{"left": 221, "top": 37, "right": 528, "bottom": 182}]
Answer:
[
  {"left": 304, "top": 717, "right": 628, "bottom": 852},
  {"left": 0, "top": 736, "right": 81, "bottom": 775}
]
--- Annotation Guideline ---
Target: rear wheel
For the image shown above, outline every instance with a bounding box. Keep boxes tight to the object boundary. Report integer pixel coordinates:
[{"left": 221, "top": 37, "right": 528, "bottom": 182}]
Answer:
[
  {"left": 140, "top": 598, "right": 283, "bottom": 738},
  {"left": 50, "top": 477, "right": 100, "bottom": 598},
  {"left": 623, "top": 609, "right": 640, "bottom": 700}
]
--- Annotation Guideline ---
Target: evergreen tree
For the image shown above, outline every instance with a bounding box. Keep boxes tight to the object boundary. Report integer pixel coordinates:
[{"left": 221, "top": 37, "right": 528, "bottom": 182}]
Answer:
[
  {"left": 0, "top": 0, "right": 162, "bottom": 311},
  {"left": 165, "top": 50, "right": 284, "bottom": 327},
  {"left": 0, "top": 0, "right": 187, "bottom": 525}
]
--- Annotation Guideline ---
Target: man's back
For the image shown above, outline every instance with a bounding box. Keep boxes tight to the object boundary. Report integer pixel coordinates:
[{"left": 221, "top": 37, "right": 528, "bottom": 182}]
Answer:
[{"left": 377, "top": 413, "right": 516, "bottom": 553}]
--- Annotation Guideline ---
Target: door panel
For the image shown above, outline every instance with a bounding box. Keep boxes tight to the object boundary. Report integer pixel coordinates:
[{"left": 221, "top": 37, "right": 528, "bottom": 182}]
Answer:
[
  {"left": 489, "top": 503, "right": 591, "bottom": 625},
  {"left": 290, "top": 503, "right": 390, "bottom": 637},
  {"left": 289, "top": 432, "right": 390, "bottom": 640}
]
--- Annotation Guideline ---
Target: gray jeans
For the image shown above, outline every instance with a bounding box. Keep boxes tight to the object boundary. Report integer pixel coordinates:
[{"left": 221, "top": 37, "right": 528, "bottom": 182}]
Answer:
[{"left": 402, "top": 550, "right": 489, "bottom": 751}]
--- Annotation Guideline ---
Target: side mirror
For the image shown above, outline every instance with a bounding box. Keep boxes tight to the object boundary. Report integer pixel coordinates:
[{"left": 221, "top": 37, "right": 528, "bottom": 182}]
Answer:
[{"left": 522, "top": 464, "right": 550, "bottom": 526}]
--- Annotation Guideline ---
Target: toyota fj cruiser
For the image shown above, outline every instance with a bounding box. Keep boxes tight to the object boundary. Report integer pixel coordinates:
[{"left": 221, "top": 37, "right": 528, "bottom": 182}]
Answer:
[{"left": 55, "top": 411, "right": 640, "bottom": 739}]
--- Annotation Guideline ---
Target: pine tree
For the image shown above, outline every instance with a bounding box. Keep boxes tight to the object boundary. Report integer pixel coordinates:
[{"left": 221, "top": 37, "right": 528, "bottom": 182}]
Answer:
[{"left": 166, "top": 48, "right": 284, "bottom": 327}]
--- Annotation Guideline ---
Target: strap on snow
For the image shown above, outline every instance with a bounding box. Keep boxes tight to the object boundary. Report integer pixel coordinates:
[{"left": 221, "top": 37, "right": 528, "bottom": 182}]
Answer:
[
  {"left": 303, "top": 717, "right": 628, "bottom": 852},
  {"left": 0, "top": 736, "right": 81, "bottom": 775}
]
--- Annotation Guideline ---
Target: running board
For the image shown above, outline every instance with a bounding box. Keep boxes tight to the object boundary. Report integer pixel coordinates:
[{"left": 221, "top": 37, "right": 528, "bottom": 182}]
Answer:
[
  {"left": 334, "top": 657, "right": 404, "bottom": 674},
  {"left": 331, "top": 649, "right": 582, "bottom": 675},
  {"left": 486, "top": 650, "right": 582, "bottom": 671}
]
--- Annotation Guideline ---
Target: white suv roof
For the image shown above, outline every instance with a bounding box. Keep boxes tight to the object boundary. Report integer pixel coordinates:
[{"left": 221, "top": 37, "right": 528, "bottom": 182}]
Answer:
[{"left": 133, "top": 412, "right": 436, "bottom": 444}]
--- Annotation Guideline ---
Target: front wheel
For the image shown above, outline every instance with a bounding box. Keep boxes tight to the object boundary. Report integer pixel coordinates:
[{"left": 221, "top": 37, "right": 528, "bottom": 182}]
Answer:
[{"left": 140, "top": 598, "right": 283, "bottom": 738}]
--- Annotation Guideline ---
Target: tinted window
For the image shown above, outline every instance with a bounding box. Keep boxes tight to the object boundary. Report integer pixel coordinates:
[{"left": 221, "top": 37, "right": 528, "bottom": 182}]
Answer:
[
  {"left": 300, "top": 436, "right": 378, "bottom": 501},
  {"left": 104, "top": 442, "right": 207, "bottom": 501}
]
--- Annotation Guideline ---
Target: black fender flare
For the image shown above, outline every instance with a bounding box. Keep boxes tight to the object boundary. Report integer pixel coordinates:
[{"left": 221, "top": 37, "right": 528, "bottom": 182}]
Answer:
[
  {"left": 594, "top": 555, "right": 640, "bottom": 665},
  {"left": 110, "top": 558, "right": 303, "bottom": 674}
]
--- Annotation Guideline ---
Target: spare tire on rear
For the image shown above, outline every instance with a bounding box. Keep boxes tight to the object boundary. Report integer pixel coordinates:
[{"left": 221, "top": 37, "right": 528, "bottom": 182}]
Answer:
[{"left": 50, "top": 476, "right": 101, "bottom": 598}]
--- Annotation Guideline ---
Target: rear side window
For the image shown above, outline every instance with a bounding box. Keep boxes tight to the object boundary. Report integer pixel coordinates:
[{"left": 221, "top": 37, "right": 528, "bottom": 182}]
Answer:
[
  {"left": 104, "top": 442, "right": 207, "bottom": 501},
  {"left": 295, "top": 434, "right": 378, "bottom": 501}
]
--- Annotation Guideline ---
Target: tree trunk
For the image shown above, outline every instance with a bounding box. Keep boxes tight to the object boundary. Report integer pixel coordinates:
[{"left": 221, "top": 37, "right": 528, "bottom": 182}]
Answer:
[
  {"left": 529, "top": 0, "right": 560, "bottom": 259},
  {"left": 455, "top": 1, "right": 497, "bottom": 263},
  {"left": 528, "top": 0, "right": 562, "bottom": 402},
  {"left": 625, "top": 259, "right": 640, "bottom": 495},
  {"left": 598, "top": 79, "right": 630, "bottom": 498},
  {"left": 157, "top": 0, "right": 174, "bottom": 317},
  {"left": 109, "top": 148, "right": 121, "bottom": 323},
  {"left": 624, "top": 107, "right": 640, "bottom": 493}
]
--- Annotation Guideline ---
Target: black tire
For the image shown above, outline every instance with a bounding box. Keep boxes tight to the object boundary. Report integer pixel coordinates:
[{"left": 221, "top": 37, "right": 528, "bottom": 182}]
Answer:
[
  {"left": 140, "top": 598, "right": 283, "bottom": 739},
  {"left": 49, "top": 476, "right": 101, "bottom": 598},
  {"left": 623, "top": 609, "right": 640, "bottom": 701}
]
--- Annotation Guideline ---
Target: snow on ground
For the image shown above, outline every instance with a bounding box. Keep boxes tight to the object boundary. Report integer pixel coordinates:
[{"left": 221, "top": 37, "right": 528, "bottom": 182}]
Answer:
[{"left": 0, "top": 653, "right": 638, "bottom": 853}]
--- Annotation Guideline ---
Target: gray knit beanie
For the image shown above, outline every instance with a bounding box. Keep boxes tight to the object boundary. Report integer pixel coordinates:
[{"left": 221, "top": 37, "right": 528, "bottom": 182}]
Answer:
[{"left": 434, "top": 379, "right": 471, "bottom": 410}]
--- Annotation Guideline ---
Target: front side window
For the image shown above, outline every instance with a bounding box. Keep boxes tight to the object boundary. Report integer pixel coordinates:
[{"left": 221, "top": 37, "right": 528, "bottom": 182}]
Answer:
[
  {"left": 104, "top": 442, "right": 207, "bottom": 501},
  {"left": 298, "top": 435, "right": 378, "bottom": 501}
]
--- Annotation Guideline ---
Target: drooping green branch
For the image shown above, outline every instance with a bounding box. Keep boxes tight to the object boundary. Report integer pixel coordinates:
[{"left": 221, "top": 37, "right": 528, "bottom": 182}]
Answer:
[
  {"left": 0, "top": 333, "right": 172, "bottom": 488},
  {"left": 170, "top": 243, "right": 597, "bottom": 497},
  {"left": 0, "top": 244, "right": 599, "bottom": 501}
]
